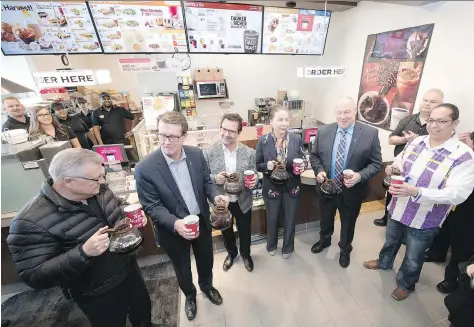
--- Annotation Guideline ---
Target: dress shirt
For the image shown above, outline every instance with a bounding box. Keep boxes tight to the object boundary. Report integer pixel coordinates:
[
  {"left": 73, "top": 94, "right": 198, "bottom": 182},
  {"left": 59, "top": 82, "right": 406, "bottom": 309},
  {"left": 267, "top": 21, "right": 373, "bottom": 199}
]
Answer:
[
  {"left": 330, "top": 123, "right": 355, "bottom": 179},
  {"left": 223, "top": 144, "right": 238, "bottom": 202},
  {"left": 162, "top": 148, "right": 201, "bottom": 215},
  {"left": 389, "top": 135, "right": 474, "bottom": 229}
]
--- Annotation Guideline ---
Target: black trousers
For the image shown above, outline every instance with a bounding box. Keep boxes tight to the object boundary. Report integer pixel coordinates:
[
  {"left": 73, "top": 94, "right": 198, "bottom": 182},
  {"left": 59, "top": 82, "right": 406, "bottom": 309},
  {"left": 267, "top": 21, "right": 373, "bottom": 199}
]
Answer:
[
  {"left": 319, "top": 193, "right": 362, "bottom": 255},
  {"left": 426, "top": 193, "right": 474, "bottom": 285},
  {"left": 380, "top": 192, "right": 392, "bottom": 223},
  {"left": 222, "top": 202, "right": 252, "bottom": 258},
  {"left": 445, "top": 276, "right": 474, "bottom": 327},
  {"left": 75, "top": 261, "right": 151, "bottom": 327},
  {"left": 157, "top": 217, "right": 213, "bottom": 300}
]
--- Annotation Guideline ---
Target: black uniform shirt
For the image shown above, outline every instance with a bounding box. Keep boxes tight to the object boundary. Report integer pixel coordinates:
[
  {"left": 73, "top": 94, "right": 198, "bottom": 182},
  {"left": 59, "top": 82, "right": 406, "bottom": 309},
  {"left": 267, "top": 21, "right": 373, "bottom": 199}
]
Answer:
[
  {"left": 390, "top": 113, "right": 428, "bottom": 157},
  {"left": 91, "top": 106, "right": 133, "bottom": 145},
  {"left": 2, "top": 116, "right": 30, "bottom": 132},
  {"left": 58, "top": 115, "right": 90, "bottom": 149},
  {"left": 50, "top": 125, "right": 77, "bottom": 142}
]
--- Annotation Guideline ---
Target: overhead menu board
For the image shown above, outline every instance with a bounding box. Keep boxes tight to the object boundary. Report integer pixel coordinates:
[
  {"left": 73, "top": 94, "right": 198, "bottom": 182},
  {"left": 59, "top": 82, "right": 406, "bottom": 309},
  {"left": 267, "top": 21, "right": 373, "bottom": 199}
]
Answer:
[
  {"left": 1, "top": 1, "right": 102, "bottom": 55},
  {"left": 88, "top": 1, "right": 187, "bottom": 53},
  {"left": 262, "top": 7, "right": 331, "bottom": 55},
  {"left": 184, "top": 2, "right": 263, "bottom": 54}
]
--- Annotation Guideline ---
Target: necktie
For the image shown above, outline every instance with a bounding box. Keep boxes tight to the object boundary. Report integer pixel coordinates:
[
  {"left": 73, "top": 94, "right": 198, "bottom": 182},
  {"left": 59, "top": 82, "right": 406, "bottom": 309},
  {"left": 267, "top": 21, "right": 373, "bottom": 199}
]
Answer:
[{"left": 334, "top": 131, "right": 347, "bottom": 193}]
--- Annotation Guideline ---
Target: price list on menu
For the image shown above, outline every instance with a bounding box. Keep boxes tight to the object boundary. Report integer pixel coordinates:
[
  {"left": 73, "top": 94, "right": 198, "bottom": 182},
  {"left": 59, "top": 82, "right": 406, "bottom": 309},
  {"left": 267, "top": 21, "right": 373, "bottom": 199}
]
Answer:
[
  {"left": 184, "top": 2, "right": 263, "bottom": 53},
  {"left": 1, "top": 1, "right": 102, "bottom": 55},
  {"left": 88, "top": 1, "right": 187, "bottom": 53},
  {"left": 262, "top": 7, "right": 331, "bottom": 55}
]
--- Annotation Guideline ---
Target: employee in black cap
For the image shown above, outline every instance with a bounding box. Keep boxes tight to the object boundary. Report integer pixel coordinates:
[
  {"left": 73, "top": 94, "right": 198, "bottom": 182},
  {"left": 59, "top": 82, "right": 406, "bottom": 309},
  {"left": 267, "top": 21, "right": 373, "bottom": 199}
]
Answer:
[
  {"left": 76, "top": 97, "right": 93, "bottom": 129},
  {"left": 91, "top": 93, "right": 134, "bottom": 145},
  {"left": 52, "top": 101, "right": 97, "bottom": 150}
]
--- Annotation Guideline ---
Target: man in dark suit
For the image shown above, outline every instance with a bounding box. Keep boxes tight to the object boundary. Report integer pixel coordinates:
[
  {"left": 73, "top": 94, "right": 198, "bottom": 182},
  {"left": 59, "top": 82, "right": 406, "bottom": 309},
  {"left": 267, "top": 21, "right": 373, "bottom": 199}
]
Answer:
[
  {"left": 310, "top": 96, "right": 382, "bottom": 268},
  {"left": 135, "top": 112, "right": 228, "bottom": 321}
]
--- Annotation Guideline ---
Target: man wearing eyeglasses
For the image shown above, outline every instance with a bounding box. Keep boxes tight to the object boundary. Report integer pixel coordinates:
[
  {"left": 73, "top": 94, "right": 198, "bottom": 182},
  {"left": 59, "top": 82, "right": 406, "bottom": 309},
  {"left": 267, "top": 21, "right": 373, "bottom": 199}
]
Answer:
[
  {"left": 204, "top": 113, "right": 257, "bottom": 273},
  {"left": 364, "top": 104, "right": 474, "bottom": 301},
  {"left": 374, "top": 88, "right": 444, "bottom": 227},
  {"left": 7, "top": 149, "right": 152, "bottom": 327},
  {"left": 135, "top": 112, "right": 228, "bottom": 321}
]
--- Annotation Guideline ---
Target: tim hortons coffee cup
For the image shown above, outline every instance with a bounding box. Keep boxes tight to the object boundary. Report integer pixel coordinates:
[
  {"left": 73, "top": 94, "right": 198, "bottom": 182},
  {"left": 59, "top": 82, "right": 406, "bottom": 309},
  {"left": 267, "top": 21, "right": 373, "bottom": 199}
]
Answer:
[
  {"left": 124, "top": 203, "right": 146, "bottom": 228},
  {"left": 244, "top": 170, "right": 256, "bottom": 188},
  {"left": 256, "top": 124, "right": 264, "bottom": 137},
  {"left": 183, "top": 215, "right": 200, "bottom": 238},
  {"left": 343, "top": 169, "right": 354, "bottom": 179},
  {"left": 389, "top": 176, "right": 405, "bottom": 196},
  {"left": 293, "top": 158, "right": 305, "bottom": 175},
  {"left": 243, "top": 30, "right": 259, "bottom": 53}
]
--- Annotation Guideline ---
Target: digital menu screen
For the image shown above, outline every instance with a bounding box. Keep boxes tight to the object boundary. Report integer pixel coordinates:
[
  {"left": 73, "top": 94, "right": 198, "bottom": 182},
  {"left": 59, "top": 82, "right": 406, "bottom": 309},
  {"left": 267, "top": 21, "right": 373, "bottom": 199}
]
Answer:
[
  {"left": 262, "top": 7, "right": 331, "bottom": 55},
  {"left": 88, "top": 1, "right": 187, "bottom": 53},
  {"left": 184, "top": 2, "right": 263, "bottom": 54},
  {"left": 1, "top": 1, "right": 102, "bottom": 55}
]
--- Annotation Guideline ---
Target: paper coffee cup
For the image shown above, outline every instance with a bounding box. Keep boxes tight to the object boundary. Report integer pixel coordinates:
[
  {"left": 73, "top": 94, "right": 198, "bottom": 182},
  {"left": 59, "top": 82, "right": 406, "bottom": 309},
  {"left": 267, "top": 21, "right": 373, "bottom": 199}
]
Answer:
[
  {"left": 244, "top": 170, "right": 256, "bottom": 188},
  {"left": 124, "top": 203, "right": 146, "bottom": 228},
  {"left": 183, "top": 215, "right": 200, "bottom": 238},
  {"left": 256, "top": 124, "right": 264, "bottom": 137},
  {"left": 343, "top": 169, "right": 354, "bottom": 179},
  {"left": 390, "top": 175, "right": 404, "bottom": 185},
  {"left": 293, "top": 158, "right": 304, "bottom": 174}
]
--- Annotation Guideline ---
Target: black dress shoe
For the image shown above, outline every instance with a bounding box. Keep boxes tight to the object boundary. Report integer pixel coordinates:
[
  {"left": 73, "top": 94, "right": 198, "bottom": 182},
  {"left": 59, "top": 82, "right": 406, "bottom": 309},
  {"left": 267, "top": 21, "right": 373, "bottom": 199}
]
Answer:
[
  {"left": 424, "top": 254, "right": 446, "bottom": 263},
  {"left": 204, "top": 287, "right": 223, "bottom": 305},
  {"left": 436, "top": 280, "right": 458, "bottom": 294},
  {"left": 373, "top": 218, "right": 387, "bottom": 227},
  {"left": 243, "top": 256, "right": 254, "bottom": 272},
  {"left": 223, "top": 254, "right": 235, "bottom": 271},
  {"left": 185, "top": 298, "right": 197, "bottom": 321},
  {"left": 311, "top": 241, "right": 330, "bottom": 254},
  {"left": 339, "top": 253, "right": 350, "bottom": 268}
]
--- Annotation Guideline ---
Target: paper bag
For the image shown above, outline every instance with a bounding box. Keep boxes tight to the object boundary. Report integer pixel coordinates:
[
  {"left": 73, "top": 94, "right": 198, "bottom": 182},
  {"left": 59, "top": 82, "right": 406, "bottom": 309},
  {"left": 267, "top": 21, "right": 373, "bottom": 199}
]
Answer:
[
  {"left": 213, "top": 67, "right": 224, "bottom": 81},
  {"left": 194, "top": 68, "right": 206, "bottom": 81},
  {"left": 203, "top": 68, "right": 215, "bottom": 81}
]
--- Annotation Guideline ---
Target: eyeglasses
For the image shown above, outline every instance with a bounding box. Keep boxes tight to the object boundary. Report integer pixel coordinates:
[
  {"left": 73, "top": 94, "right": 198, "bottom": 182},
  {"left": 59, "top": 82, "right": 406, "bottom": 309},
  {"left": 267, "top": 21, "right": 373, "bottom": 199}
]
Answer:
[
  {"left": 69, "top": 174, "right": 106, "bottom": 183},
  {"left": 427, "top": 119, "right": 452, "bottom": 126},
  {"left": 37, "top": 113, "right": 52, "bottom": 118},
  {"left": 220, "top": 127, "right": 238, "bottom": 136},
  {"left": 158, "top": 134, "right": 182, "bottom": 142}
]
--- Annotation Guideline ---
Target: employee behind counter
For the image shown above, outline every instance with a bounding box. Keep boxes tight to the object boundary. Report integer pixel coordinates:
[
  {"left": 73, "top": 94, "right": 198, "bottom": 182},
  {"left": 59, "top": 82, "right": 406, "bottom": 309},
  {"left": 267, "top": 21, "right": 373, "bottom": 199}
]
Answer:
[{"left": 92, "top": 92, "right": 134, "bottom": 146}]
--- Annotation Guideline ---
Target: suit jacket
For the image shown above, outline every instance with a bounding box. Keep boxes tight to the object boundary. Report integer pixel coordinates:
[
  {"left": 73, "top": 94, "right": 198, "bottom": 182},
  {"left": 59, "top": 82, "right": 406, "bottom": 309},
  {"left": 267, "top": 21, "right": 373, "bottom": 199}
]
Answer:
[
  {"left": 204, "top": 141, "right": 256, "bottom": 214},
  {"left": 310, "top": 121, "right": 382, "bottom": 205},
  {"left": 256, "top": 132, "right": 304, "bottom": 199},
  {"left": 135, "top": 146, "right": 219, "bottom": 240}
]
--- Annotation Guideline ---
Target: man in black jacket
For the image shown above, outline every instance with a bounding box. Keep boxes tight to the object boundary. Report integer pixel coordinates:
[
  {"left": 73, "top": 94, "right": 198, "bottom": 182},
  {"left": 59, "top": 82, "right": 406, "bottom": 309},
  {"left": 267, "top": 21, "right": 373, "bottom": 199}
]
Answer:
[{"left": 7, "top": 148, "right": 151, "bottom": 327}]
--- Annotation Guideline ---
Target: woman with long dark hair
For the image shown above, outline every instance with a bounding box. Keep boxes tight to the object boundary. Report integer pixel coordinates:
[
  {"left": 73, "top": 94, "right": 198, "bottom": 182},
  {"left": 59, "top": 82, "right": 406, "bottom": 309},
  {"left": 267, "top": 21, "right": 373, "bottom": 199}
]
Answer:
[{"left": 28, "top": 106, "right": 81, "bottom": 148}]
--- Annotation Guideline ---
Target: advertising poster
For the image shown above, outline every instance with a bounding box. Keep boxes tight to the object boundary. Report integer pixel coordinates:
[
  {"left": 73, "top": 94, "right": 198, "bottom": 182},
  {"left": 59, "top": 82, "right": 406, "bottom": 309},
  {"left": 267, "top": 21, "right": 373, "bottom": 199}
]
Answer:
[
  {"left": 184, "top": 2, "right": 263, "bottom": 54},
  {"left": 142, "top": 95, "right": 175, "bottom": 129},
  {"left": 1, "top": 1, "right": 102, "bottom": 55},
  {"left": 88, "top": 1, "right": 187, "bottom": 53},
  {"left": 357, "top": 24, "right": 434, "bottom": 131},
  {"left": 262, "top": 7, "right": 331, "bottom": 55}
]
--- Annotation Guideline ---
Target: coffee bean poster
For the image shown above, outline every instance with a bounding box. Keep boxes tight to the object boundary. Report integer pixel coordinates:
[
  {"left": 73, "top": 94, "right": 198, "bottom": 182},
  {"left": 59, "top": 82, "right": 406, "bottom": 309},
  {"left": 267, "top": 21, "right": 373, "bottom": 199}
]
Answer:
[
  {"left": 357, "top": 24, "right": 434, "bottom": 131},
  {"left": 184, "top": 2, "right": 263, "bottom": 54}
]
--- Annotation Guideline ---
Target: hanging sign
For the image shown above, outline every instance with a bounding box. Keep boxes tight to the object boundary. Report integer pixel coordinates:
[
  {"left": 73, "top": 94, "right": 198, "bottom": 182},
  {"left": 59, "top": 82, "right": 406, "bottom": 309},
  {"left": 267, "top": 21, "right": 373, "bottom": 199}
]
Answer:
[
  {"left": 297, "top": 66, "right": 345, "bottom": 78},
  {"left": 32, "top": 69, "right": 111, "bottom": 88},
  {"left": 118, "top": 58, "right": 180, "bottom": 73}
]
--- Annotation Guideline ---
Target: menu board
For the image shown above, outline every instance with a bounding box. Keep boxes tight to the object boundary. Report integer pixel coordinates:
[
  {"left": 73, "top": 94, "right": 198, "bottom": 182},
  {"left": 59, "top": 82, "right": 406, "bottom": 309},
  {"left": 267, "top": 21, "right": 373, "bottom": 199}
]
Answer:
[
  {"left": 1, "top": 1, "right": 102, "bottom": 55},
  {"left": 262, "top": 7, "right": 331, "bottom": 55},
  {"left": 88, "top": 1, "right": 187, "bottom": 53},
  {"left": 184, "top": 2, "right": 263, "bottom": 54}
]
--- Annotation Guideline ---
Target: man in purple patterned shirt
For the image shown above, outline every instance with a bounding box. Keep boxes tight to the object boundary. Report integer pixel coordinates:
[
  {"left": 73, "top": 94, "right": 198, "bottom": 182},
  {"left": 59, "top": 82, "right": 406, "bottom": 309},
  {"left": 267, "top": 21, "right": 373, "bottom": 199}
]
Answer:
[{"left": 363, "top": 104, "right": 474, "bottom": 301}]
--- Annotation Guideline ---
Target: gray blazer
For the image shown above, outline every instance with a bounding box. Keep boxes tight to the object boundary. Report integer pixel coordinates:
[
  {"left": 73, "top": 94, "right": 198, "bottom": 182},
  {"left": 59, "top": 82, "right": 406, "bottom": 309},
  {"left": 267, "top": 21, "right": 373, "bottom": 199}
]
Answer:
[
  {"left": 135, "top": 146, "right": 219, "bottom": 237},
  {"left": 204, "top": 141, "right": 256, "bottom": 214},
  {"left": 310, "top": 121, "right": 382, "bottom": 205}
]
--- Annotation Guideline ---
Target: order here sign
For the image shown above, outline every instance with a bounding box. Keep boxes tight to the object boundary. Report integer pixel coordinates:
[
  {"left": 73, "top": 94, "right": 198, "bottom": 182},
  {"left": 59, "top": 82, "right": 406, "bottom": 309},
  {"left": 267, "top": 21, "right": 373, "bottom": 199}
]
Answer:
[
  {"left": 297, "top": 66, "right": 345, "bottom": 78},
  {"left": 33, "top": 70, "right": 98, "bottom": 88}
]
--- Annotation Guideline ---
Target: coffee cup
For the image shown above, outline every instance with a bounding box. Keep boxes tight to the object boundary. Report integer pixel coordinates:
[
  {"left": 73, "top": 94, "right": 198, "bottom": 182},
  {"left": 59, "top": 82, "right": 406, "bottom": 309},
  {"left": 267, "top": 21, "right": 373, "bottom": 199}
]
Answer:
[
  {"left": 124, "top": 203, "right": 146, "bottom": 228},
  {"left": 183, "top": 215, "right": 200, "bottom": 238},
  {"left": 390, "top": 175, "right": 404, "bottom": 186},
  {"left": 343, "top": 169, "right": 354, "bottom": 179},
  {"left": 244, "top": 170, "right": 256, "bottom": 188},
  {"left": 256, "top": 124, "right": 264, "bottom": 137},
  {"left": 293, "top": 158, "right": 305, "bottom": 175}
]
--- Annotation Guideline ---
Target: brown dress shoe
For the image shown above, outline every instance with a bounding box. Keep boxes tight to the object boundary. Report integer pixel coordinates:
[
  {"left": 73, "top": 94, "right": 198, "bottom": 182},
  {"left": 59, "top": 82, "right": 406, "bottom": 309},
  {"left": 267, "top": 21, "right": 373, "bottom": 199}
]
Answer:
[
  {"left": 391, "top": 287, "right": 410, "bottom": 301},
  {"left": 363, "top": 260, "right": 378, "bottom": 270}
]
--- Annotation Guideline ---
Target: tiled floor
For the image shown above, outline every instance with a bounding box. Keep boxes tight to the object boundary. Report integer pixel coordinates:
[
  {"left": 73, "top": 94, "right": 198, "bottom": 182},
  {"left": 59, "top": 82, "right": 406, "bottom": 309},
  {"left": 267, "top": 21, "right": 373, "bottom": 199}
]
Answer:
[{"left": 178, "top": 210, "right": 450, "bottom": 327}]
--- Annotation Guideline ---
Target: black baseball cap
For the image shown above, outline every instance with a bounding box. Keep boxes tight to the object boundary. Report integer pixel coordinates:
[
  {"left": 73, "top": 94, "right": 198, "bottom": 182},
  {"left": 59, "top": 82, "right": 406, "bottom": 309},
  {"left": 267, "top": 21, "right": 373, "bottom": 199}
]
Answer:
[
  {"left": 76, "top": 96, "right": 87, "bottom": 103},
  {"left": 98, "top": 92, "right": 111, "bottom": 99},
  {"left": 50, "top": 101, "right": 65, "bottom": 112}
]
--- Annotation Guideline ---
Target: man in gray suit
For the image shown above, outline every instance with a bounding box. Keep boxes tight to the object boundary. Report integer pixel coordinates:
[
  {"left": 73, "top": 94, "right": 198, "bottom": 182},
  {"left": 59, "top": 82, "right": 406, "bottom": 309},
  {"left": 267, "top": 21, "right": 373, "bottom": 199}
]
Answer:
[
  {"left": 135, "top": 112, "right": 228, "bottom": 321},
  {"left": 204, "top": 113, "right": 257, "bottom": 272},
  {"left": 310, "top": 96, "right": 382, "bottom": 268}
]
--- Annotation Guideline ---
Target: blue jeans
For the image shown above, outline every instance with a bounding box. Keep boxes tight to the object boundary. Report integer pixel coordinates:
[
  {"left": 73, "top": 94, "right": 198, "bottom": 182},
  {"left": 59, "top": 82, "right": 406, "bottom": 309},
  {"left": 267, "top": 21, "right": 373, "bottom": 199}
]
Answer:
[{"left": 377, "top": 218, "right": 439, "bottom": 292}]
